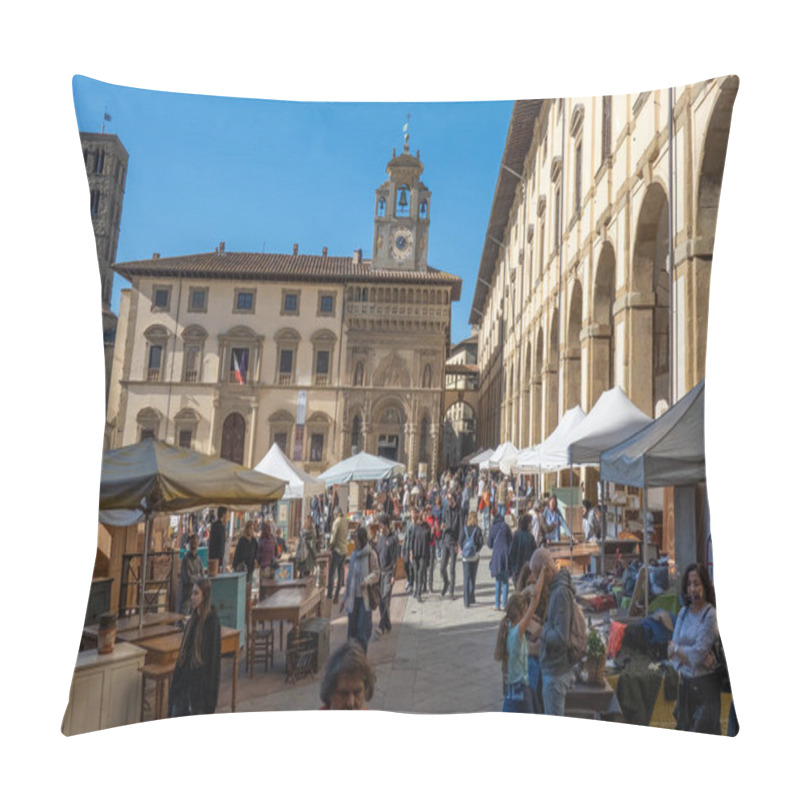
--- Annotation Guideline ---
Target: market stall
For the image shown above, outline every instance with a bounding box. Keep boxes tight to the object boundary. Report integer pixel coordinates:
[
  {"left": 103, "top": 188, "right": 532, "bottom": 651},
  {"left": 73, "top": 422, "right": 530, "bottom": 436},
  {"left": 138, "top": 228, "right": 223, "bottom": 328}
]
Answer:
[
  {"left": 253, "top": 443, "right": 325, "bottom": 544},
  {"left": 600, "top": 378, "right": 706, "bottom": 613},
  {"left": 99, "top": 438, "right": 287, "bottom": 628}
]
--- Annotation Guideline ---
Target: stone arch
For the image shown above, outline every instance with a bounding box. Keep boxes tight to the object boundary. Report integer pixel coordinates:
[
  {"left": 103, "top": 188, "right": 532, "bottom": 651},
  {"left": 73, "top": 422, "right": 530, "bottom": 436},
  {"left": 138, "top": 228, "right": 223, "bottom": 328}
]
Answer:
[
  {"left": 693, "top": 76, "right": 739, "bottom": 382},
  {"left": 370, "top": 396, "right": 407, "bottom": 463},
  {"left": 374, "top": 352, "right": 411, "bottom": 388},
  {"left": 220, "top": 412, "right": 246, "bottom": 464},
  {"left": 631, "top": 182, "right": 670, "bottom": 415},
  {"left": 591, "top": 241, "right": 616, "bottom": 405},
  {"left": 136, "top": 406, "right": 163, "bottom": 441}
]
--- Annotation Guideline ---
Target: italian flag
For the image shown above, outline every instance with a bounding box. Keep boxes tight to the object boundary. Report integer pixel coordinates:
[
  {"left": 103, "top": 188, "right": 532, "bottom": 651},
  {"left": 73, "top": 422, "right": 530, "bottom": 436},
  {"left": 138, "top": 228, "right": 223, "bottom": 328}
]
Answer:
[{"left": 233, "top": 351, "right": 245, "bottom": 385}]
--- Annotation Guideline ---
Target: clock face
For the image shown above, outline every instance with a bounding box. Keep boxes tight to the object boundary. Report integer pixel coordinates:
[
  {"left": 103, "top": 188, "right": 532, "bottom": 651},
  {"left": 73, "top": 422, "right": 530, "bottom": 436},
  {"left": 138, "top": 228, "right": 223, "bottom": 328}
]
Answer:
[{"left": 391, "top": 228, "right": 413, "bottom": 262}]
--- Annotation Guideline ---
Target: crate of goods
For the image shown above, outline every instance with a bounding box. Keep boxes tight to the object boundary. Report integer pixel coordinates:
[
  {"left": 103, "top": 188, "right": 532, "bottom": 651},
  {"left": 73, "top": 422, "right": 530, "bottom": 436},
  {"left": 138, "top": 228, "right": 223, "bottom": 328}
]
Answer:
[{"left": 287, "top": 617, "right": 330, "bottom": 673}]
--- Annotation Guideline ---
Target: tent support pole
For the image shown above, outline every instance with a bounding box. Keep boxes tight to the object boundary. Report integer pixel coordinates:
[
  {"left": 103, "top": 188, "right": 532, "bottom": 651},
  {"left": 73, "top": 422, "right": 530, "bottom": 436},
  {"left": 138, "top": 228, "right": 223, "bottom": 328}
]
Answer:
[
  {"left": 643, "top": 491, "right": 649, "bottom": 616},
  {"left": 139, "top": 514, "right": 153, "bottom": 630},
  {"left": 569, "top": 464, "right": 573, "bottom": 574},
  {"left": 600, "top": 480, "right": 607, "bottom": 576}
]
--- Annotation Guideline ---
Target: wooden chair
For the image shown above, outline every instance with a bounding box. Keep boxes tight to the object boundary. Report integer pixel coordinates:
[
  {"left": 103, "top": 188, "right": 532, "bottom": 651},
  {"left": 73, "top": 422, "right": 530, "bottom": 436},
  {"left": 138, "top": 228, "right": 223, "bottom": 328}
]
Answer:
[{"left": 247, "top": 621, "right": 275, "bottom": 677}]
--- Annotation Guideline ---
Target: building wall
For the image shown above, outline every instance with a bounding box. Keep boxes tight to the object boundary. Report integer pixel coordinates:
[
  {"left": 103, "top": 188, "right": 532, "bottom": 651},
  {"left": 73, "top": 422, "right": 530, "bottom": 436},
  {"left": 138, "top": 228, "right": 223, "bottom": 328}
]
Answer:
[
  {"left": 108, "top": 271, "right": 452, "bottom": 478},
  {"left": 475, "top": 78, "right": 738, "bottom": 466}
]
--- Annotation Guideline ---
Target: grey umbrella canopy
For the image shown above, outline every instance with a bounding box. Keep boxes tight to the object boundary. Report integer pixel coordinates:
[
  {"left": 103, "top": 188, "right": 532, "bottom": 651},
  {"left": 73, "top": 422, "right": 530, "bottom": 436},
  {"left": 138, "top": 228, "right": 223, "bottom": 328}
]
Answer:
[{"left": 600, "top": 379, "right": 705, "bottom": 488}]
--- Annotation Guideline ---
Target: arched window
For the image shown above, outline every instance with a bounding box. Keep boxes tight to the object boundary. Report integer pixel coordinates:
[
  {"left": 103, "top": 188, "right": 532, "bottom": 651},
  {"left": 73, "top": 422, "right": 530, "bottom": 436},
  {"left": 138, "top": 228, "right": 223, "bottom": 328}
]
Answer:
[
  {"left": 419, "top": 199, "right": 428, "bottom": 219},
  {"left": 351, "top": 415, "right": 362, "bottom": 454},
  {"left": 419, "top": 416, "right": 430, "bottom": 463},
  {"left": 144, "top": 325, "right": 169, "bottom": 382},
  {"left": 377, "top": 197, "right": 386, "bottom": 217},
  {"left": 396, "top": 184, "right": 410, "bottom": 217}
]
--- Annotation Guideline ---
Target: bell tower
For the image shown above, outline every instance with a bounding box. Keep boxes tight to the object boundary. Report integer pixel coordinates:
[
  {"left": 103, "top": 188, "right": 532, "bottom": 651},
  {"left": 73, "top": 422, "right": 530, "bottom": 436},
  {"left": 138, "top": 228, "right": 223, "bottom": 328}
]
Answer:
[{"left": 371, "top": 122, "right": 431, "bottom": 272}]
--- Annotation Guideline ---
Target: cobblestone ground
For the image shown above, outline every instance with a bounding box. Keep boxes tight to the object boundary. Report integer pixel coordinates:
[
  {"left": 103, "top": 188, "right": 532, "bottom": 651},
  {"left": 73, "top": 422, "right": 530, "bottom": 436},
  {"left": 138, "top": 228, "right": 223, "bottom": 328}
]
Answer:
[{"left": 211, "top": 555, "right": 504, "bottom": 716}]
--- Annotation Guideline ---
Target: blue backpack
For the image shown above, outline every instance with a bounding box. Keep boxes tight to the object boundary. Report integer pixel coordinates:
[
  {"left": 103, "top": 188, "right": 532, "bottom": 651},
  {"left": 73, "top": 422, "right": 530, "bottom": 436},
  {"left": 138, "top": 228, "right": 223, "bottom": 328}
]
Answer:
[{"left": 462, "top": 528, "right": 478, "bottom": 559}]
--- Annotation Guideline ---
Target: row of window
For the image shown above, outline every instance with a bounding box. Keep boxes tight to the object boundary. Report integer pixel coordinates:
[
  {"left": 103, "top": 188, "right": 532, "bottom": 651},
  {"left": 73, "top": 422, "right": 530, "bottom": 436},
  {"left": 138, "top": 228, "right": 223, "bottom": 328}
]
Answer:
[{"left": 150, "top": 285, "right": 336, "bottom": 317}]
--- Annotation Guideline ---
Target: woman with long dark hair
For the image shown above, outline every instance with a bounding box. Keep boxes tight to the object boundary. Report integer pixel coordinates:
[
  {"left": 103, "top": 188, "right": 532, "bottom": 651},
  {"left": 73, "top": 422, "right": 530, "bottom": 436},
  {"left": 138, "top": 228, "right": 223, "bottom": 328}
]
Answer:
[
  {"left": 168, "top": 578, "right": 221, "bottom": 716},
  {"left": 668, "top": 563, "right": 721, "bottom": 734}
]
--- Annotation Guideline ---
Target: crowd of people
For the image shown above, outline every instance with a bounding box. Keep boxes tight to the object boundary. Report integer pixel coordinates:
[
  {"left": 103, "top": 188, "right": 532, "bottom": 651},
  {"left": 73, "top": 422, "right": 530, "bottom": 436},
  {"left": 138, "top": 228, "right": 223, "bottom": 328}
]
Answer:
[{"left": 167, "top": 468, "right": 732, "bottom": 733}]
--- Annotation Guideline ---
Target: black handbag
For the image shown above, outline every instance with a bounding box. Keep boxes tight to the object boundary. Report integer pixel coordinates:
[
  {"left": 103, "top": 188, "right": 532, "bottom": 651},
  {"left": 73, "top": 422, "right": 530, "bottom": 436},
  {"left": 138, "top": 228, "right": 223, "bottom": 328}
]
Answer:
[{"left": 712, "top": 637, "right": 731, "bottom": 692}]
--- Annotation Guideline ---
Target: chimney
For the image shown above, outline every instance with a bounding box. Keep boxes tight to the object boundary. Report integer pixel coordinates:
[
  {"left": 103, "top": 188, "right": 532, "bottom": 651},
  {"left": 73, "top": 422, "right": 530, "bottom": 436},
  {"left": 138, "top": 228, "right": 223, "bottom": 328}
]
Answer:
[
  {"left": 293, "top": 243, "right": 299, "bottom": 256},
  {"left": 218, "top": 241, "right": 225, "bottom": 254},
  {"left": 353, "top": 249, "right": 362, "bottom": 266},
  {"left": 322, "top": 246, "right": 328, "bottom": 258},
  {"left": 152, "top": 253, "right": 160, "bottom": 259}
]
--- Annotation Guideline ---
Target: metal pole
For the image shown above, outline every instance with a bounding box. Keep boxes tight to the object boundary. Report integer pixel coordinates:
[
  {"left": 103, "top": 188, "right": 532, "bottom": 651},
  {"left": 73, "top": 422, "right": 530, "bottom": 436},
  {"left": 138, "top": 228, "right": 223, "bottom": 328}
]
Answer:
[
  {"left": 139, "top": 515, "right": 153, "bottom": 629},
  {"left": 643, "top": 490, "right": 649, "bottom": 615}
]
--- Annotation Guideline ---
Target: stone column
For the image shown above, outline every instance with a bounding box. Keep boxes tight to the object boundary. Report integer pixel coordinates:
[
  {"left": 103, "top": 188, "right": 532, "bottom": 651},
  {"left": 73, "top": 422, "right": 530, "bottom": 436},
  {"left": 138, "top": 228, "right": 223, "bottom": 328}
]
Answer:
[
  {"left": 616, "top": 291, "right": 656, "bottom": 414},
  {"left": 405, "top": 422, "right": 418, "bottom": 477}
]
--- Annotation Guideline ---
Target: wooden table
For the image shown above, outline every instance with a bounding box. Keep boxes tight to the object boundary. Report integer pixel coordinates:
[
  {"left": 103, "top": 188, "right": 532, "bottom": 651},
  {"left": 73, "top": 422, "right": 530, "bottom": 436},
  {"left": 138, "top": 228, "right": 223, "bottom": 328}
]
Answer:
[
  {"left": 116, "top": 623, "right": 184, "bottom": 644},
  {"left": 548, "top": 541, "right": 600, "bottom": 575},
  {"left": 259, "top": 577, "right": 315, "bottom": 601},
  {"left": 250, "top": 588, "right": 322, "bottom": 651},
  {"left": 135, "top": 625, "right": 241, "bottom": 712}
]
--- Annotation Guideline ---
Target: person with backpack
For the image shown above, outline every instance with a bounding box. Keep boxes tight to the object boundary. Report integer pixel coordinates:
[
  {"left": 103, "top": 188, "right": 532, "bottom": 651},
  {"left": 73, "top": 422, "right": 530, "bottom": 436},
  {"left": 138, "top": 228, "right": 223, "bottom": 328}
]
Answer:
[
  {"left": 523, "top": 547, "right": 558, "bottom": 713},
  {"left": 459, "top": 510, "right": 483, "bottom": 607},
  {"left": 495, "top": 591, "right": 538, "bottom": 713},
  {"left": 539, "top": 565, "right": 578, "bottom": 716},
  {"left": 488, "top": 511, "right": 513, "bottom": 611}
]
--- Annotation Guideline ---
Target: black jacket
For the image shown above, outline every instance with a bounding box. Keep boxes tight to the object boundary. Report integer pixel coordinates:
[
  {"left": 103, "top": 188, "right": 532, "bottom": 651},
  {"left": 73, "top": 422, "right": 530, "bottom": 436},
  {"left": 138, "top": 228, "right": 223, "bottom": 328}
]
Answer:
[
  {"left": 411, "top": 522, "right": 432, "bottom": 561},
  {"left": 169, "top": 607, "right": 222, "bottom": 716},
  {"left": 208, "top": 519, "right": 226, "bottom": 562},
  {"left": 441, "top": 503, "right": 462, "bottom": 545}
]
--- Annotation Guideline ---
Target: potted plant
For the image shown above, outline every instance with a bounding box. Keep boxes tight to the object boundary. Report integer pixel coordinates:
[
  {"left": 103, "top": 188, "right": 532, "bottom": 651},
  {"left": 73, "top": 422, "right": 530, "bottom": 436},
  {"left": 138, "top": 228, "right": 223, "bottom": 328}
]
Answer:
[{"left": 586, "top": 626, "right": 607, "bottom": 686}]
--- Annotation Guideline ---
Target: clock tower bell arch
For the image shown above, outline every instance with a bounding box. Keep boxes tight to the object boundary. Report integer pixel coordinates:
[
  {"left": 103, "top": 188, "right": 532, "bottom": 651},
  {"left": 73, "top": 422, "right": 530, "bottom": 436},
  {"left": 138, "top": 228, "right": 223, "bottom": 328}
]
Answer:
[{"left": 371, "top": 127, "right": 431, "bottom": 272}]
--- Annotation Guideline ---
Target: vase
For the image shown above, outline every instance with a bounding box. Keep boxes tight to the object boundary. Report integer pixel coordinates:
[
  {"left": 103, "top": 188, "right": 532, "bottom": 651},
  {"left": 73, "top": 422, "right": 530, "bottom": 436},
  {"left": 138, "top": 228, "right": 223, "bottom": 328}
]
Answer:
[{"left": 97, "top": 613, "right": 117, "bottom": 655}]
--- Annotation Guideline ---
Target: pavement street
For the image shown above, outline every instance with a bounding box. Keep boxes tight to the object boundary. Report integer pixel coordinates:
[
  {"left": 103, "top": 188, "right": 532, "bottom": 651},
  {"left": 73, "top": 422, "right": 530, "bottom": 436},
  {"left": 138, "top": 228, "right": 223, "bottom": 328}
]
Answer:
[{"left": 224, "top": 553, "right": 504, "bottom": 715}]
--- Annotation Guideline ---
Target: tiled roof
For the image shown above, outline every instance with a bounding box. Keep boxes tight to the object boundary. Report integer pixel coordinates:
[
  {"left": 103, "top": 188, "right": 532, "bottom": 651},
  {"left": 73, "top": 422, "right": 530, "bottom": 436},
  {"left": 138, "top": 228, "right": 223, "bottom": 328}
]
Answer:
[{"left": 114, "top": 250, "right": 462, "bottom": 300}]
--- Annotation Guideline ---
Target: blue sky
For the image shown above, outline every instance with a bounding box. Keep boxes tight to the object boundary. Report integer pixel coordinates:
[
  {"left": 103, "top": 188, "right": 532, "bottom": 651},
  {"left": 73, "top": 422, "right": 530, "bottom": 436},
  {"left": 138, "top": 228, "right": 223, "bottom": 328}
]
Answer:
[{"left": 72, "top": 75, "right": 513, "bottom": 344}]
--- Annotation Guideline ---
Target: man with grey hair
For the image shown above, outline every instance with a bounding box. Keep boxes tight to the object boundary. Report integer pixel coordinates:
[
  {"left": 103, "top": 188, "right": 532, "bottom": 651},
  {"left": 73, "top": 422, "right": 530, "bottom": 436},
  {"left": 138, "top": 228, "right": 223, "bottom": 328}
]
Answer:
[{"left": 318, "top": 642, "right": 376, "bottom": 710}]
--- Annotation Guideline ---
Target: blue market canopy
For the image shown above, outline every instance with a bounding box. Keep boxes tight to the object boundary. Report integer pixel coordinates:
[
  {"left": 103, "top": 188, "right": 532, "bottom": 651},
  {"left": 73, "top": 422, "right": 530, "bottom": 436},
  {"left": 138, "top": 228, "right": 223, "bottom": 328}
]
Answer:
[
  {"left": 600, "top": 380, "right": 705, "bottom": 488},
  {"left": 317, "top": 451, "right": 404, "bottom": 487}
]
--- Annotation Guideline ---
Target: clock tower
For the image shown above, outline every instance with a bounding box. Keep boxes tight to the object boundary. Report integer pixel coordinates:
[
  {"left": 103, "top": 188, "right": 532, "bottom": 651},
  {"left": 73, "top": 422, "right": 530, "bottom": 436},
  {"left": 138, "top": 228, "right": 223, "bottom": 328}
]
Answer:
[{"left": 371, "top": 127, "right": 431, "bottom": 272}]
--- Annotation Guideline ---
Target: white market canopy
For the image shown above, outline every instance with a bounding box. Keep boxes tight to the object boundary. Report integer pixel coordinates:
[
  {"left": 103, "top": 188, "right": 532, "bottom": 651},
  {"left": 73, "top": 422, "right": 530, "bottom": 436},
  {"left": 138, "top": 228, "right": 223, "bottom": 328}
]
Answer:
[
  {"left": 317, "top": 451, "right": 404, "bottom": 487},
  {"left": 516, "top": 406, "right": 587, "bottom": 473},
  {"left": 253, "top": 442, "right": 326, "bottom": 500},
  {"left": 468, "top": 448, "right": 496, "bottom": 466},
  {"left": 566, "top": 386, "right": 653, "bottom": 466},
  {"left": 600, "top": 379, "right": 705, "bottom": 488},
  {"left": 483, "top": 441, "right": 520, "bottom": 475}
]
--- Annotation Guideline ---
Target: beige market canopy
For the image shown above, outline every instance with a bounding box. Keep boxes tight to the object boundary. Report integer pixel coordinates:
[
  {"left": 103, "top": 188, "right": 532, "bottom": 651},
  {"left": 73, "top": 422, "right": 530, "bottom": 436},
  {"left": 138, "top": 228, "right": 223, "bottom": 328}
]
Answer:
[
  {"left": 99, "top": 438, "right": 287, "bottom": 627},
  {"left": 100, "top": 438, "right": 286, "bottom": 514}
]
